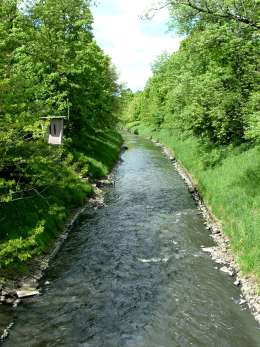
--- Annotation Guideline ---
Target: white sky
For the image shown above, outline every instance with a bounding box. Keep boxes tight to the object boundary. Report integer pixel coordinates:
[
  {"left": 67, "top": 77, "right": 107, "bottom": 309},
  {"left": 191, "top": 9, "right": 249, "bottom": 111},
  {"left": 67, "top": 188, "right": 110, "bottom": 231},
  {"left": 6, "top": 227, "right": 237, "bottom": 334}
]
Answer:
[{"left": 91, "top": 1, "right": 181, "bottom": 91}]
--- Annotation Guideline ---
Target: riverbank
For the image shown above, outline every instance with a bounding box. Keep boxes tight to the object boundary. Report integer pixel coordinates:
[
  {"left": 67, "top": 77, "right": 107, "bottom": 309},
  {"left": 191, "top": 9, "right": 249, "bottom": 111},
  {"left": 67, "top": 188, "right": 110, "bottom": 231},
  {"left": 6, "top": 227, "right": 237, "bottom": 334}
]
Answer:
[
  {"left": 127, "top": 124, "right": 260, "bottom": 324},
  {"left": 0, "top": 128, "right": 123, "bottom": 305}
]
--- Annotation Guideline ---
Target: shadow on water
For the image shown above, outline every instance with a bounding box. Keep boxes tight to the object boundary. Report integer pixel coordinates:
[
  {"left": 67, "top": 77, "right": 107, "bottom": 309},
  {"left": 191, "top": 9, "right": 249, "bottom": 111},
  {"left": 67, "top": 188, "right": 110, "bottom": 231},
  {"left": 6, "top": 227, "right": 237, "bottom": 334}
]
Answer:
[{"left": 1, "top": 134, "right": 260, "bottom": 347}]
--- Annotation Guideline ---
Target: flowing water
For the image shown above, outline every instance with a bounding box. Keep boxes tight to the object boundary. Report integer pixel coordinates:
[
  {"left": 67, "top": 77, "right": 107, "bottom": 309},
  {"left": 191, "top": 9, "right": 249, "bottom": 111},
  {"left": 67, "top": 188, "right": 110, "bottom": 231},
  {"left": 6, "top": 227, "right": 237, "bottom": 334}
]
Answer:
[{"left": 1, "top": 134, "right": 260, "bottom": 346}]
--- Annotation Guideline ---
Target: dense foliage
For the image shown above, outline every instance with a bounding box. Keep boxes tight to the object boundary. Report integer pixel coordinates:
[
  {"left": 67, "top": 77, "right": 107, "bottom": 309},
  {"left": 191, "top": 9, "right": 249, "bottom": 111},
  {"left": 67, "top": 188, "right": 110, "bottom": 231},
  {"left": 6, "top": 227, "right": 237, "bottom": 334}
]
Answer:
[
  {"left": 0, "top": 0, "right": 121, "bottom": 270},
  {"left": 125, "top": 1, "right": 259, "bottom": 145},
  {"left": 123, "top": 0, "right": 260, "bottom": 278}
]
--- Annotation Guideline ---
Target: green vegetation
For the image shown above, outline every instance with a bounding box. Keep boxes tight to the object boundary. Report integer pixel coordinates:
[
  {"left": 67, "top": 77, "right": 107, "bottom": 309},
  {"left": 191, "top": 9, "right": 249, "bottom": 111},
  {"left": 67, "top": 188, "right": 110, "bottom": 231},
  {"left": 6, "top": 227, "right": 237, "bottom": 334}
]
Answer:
[
  {"left": 122, "top": 0, "right": 260, "bottom": 280},
  {"left": 0, "top": 128, "right": 122, "bottom": 271},
  {"left": 0, "top": 0, "right": 122, "bottom": 272}
]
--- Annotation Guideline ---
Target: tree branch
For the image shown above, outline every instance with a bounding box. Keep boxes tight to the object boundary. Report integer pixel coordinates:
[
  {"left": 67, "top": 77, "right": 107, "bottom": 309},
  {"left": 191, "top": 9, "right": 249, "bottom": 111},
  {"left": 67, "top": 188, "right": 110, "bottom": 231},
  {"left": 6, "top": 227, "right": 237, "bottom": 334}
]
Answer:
[{"left": 146, "top": 0, "right": 260, "bottom": 29}]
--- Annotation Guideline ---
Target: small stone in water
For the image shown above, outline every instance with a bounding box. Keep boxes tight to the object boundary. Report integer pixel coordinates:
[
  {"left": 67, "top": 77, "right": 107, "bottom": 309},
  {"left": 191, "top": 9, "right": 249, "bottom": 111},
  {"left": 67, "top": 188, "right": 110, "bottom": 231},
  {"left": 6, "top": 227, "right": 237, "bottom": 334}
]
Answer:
[
  {"left": 13, "top": 299, "right": 21, "bottom": 308},
  {"left": 220, "top": 266, "right": 234, "bottom": 277},
  {"left": 201, "top": 247, "right": 213, "bottom": 253},
  {"left": 239, "top": 299, "right": 247, "bottom": 305},
  {"left": 234, "top": 279, "right": 241, "bottom": 286},
  {"left": 17, "top": 289, "right": 40, "bottom": 298}
]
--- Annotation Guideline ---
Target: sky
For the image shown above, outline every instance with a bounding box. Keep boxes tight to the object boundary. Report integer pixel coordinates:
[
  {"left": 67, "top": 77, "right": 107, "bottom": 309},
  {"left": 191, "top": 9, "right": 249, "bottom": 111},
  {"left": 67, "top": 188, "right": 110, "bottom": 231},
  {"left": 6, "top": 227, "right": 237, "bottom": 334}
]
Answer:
[{"left": 91, "top": 1, "right": 182, "bottom": 91}]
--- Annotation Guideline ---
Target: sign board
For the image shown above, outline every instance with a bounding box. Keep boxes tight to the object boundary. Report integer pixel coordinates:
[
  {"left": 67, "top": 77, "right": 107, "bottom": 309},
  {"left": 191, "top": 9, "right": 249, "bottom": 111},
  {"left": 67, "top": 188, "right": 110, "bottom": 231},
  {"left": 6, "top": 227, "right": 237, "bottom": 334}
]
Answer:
[{"left": 48, "top": 118, "right": 64, "bottom": 145}]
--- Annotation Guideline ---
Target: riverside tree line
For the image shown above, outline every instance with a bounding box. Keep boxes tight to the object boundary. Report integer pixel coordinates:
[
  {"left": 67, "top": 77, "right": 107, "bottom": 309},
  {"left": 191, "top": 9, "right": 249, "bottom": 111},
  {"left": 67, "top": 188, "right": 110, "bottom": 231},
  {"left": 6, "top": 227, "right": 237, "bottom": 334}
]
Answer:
[
  {"left": 124, "top": 0, "right": 259, "bottom": 145},
  {"left": 0, "top": 0, "right": 122, "bottom": 269}
]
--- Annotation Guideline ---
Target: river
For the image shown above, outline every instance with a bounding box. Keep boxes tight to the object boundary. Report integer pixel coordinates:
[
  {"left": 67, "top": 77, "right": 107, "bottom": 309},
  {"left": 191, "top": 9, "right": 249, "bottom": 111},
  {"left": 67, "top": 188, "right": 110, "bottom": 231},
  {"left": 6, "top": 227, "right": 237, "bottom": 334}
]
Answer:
[{"left": 1, "top": 134, "right": 260, "bottom": 346}]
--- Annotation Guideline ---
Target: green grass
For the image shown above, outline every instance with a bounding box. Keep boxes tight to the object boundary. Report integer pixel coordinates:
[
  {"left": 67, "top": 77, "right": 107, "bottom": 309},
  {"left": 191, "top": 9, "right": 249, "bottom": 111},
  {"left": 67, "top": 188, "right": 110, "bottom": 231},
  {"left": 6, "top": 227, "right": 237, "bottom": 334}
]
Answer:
[
  {"left": 135, "top": 125, "right": 260, "bottom": 282},
  {"left": 0, "top": 127, "right": 122, "bottom": 275},
  {"left": 71, "top": 127, "right": 123, "bottom": 178}
]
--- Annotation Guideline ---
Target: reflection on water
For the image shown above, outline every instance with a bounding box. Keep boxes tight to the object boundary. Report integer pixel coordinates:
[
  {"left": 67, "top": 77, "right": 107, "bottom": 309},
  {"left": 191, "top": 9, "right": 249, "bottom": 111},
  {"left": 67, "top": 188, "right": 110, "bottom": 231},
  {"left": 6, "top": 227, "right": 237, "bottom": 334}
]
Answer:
[{"left": 1, "top": 134, "right": 260, "bottom": 346}]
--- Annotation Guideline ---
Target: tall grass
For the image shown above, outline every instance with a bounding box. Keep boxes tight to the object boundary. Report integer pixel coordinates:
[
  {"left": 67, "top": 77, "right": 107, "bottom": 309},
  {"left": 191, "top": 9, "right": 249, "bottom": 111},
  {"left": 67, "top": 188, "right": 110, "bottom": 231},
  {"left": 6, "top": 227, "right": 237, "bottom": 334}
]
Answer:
[{"left": 136, "top": 126, "right": 260, "bottom": 281}]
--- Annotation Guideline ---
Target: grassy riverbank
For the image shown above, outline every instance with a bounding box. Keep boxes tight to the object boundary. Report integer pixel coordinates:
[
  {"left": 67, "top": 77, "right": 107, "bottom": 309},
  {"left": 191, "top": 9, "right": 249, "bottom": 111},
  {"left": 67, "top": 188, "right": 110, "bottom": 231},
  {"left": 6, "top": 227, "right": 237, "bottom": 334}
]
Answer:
[
  {"left": 128, "top": 122, "right": 260, "bottom": 283},
  {"left": 0, "top": 128, "right": 122, "bottom": 275}
]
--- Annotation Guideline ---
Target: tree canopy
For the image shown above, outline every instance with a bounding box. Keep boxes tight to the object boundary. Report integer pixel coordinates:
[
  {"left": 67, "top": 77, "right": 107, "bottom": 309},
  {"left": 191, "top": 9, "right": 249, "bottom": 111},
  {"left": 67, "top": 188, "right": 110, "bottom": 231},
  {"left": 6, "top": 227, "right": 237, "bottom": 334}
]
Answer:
[
  {"left": 0, "top": 0, "right": 120, "bottom": 204},
  {"left": 125, "top": 0, "right": 260, "bottom": 145}
]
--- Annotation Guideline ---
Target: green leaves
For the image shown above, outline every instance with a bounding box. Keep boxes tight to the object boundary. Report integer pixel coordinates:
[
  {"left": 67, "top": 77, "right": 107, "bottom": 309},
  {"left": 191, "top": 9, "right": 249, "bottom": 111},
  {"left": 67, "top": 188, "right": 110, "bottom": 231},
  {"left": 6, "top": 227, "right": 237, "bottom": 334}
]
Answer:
[
  {"left": 244, "top": 91, "right": 260, "bottom": 143},
  {"left": 166, "top": 0, "right": 260, "bottom": 34},
  {"left": 125, "top": 12, "right": 258, "bottom": 146},
  {"left": 0, "top": 221, "right": 45, "bottom": 266}
]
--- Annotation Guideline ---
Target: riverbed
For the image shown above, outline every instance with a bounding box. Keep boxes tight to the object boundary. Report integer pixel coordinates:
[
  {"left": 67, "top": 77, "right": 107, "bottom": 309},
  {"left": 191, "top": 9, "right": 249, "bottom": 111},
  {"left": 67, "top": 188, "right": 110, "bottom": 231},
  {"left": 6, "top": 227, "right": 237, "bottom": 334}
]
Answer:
[{"left": 1, "top": 134, "right": 260, "bottom": 346}]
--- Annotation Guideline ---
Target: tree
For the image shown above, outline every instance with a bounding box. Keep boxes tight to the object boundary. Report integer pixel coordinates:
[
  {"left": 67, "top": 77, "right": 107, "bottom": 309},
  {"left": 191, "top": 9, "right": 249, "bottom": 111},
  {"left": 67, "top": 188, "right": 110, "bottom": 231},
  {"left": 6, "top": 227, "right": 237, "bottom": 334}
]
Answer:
[
  {"left": 146, "top": 0, "right": 260, "bottom": 32},
  {"left": 126, "top": 1, "right": 259, "bottom": 145},
  {"left": 0, "top": 0, "right": 120, "bottom": 203}
]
